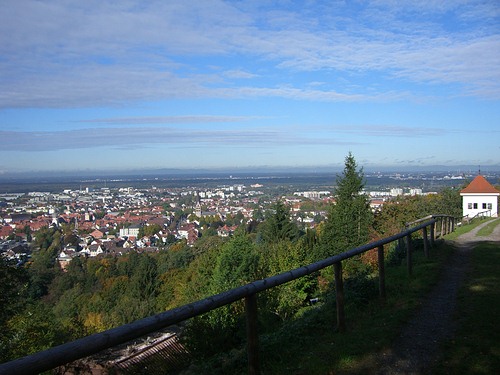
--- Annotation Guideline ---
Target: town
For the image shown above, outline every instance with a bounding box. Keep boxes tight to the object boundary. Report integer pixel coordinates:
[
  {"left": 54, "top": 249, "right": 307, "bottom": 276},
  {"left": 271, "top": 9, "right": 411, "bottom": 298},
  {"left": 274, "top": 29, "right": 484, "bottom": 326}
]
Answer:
[{"left": 0, "top": 170, "right": 475, "bottom": 268}]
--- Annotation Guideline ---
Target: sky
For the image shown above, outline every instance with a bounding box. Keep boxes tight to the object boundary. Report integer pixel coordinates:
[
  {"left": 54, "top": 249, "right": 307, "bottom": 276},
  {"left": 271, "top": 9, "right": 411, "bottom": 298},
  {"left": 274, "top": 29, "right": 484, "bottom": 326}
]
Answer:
[{"left": 1, "top": 0, "right": 500, "bottom": 176}]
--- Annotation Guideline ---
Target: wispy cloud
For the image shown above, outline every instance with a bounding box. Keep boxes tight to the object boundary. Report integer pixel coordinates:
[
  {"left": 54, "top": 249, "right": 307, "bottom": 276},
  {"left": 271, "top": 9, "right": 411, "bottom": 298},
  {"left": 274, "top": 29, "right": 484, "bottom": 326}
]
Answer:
[
  {"left": 223, "top": 70, "right": 259, "bottom": 79},
  {"left": 0, "top": 127, "right": 351, "bottom": 152},
  {"left": 329, "top": 125, "right": 449, "bottom": 137},
  {"left": 0, "top": 0, "right": 498, "bottom": 109},
  {"left": 78, "top": 115, "right": 254, "bottom": 125}
]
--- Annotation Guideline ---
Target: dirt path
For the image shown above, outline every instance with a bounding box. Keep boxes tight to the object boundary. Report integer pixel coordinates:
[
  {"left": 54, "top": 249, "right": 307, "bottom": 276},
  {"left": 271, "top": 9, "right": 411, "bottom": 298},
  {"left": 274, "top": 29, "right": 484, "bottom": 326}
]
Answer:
[{"left": 374, "top": 218, "right": 500, "bottom": 375}]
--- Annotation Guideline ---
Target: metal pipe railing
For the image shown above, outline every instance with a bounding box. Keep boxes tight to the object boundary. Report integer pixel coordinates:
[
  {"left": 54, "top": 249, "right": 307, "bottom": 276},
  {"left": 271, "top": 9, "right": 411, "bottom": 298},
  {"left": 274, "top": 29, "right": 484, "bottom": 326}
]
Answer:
[{"left": 0, "top": 217, "right": 442, "bottom": 375}]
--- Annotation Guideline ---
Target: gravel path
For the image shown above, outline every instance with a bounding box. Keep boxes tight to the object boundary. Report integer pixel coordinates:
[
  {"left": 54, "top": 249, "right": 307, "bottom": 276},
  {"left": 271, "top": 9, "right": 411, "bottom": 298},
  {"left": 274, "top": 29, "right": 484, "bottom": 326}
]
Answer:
[{"left": 374, "top": 218, "right": 500, "bottom": 375}]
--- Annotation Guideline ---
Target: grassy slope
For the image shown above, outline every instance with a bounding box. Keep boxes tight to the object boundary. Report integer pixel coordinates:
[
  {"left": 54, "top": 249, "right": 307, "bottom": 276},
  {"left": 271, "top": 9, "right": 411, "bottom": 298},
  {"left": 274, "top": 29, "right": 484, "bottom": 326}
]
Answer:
[
  {"left": 263, "top": 220, "right": 499, "bottom": 374},
  {"left": 432, "top": 241, "right": 500, "bottom": 374},
  {"left": 193, "top": 220, "right": 498, "bottom": 374},
  {"left": 257, "top": 244, "right": 453, "bottom": 375}
]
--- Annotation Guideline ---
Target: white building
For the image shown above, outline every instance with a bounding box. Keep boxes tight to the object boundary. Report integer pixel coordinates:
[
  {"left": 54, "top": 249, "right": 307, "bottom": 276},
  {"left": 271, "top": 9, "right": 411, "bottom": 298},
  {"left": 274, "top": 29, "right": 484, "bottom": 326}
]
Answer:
[
  {"left": 390, "top": 188, "right": 403, "bottom": 197},
  {"left": 409, "top": 188, "right": 423, "bottom": 196},
  {"left": 119, "top": 225, "right": 141, "bottom": 238},
  {"left": 460, "top": 175, "right": 500, "bottom": 218}
]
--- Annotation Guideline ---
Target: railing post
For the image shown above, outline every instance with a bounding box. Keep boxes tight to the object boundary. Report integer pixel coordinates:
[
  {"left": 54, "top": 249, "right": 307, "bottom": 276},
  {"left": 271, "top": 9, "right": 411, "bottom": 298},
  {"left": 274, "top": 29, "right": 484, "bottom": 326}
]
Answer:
[
  {"left": 451, "top": 217, "right": 455, "bottom": 233},
  {"left": 440, "top": 218, "right": 445, "bottom": 238},
  {"left": 398, "top": 237, "right": 404, "bottom": 253},
  {"left": 430, "top": 221, "right": 435, "bottom": 247},
  {"left": 245, "top": 293, "right": 260, "bottom": 375},
  {"left": 377, "top": 245, "right": 386, "bottom": 300},
  {"left": 422, "top": 226, "right": 429, "bottom": 258},
  {"left": 406, "top": 234, "right": 412, "bottom": 276},
  {"left": 334, "top": 262, "right": 346, "bottom": 332}
]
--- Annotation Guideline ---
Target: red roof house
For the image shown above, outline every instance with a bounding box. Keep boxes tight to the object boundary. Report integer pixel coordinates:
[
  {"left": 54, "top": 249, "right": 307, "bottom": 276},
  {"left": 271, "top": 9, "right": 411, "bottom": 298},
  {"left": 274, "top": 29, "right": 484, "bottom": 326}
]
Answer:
[{"left": 460, "top": 175, "right": 500, "bottom": 218}]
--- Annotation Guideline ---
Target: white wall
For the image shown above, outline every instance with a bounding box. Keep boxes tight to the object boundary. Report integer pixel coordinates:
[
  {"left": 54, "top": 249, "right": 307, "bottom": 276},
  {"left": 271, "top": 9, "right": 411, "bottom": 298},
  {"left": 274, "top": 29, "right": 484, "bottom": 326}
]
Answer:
[{"left": 461, "top": 194, "right": 499, "bottom": 218}]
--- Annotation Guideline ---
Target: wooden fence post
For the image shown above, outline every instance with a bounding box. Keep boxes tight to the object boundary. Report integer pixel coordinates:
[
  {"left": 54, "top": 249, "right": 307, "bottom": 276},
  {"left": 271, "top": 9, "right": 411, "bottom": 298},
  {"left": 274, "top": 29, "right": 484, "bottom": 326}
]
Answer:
[
  {"left": 245, "top": 294, "right": 260, "bottom": 375},
  {"left": 406, "top": 234, "right": 413, "bottom": 276},
  {"left": 422, "top": 226, "right": 429, "bottom": 258},
  {"left": 334, "top": 262, "right": 346, "bottom": 332},
  {"left": 377, "top": 245, "right": 386, "bottom": 300},
  {"left": 430, "top": 221, "right": 435, "bottom": 247}
]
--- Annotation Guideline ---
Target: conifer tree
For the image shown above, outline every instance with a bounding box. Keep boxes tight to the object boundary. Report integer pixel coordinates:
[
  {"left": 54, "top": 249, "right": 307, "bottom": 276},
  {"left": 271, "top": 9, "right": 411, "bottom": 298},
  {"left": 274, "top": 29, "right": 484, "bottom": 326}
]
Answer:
[
  {"left": 320, "top": 152, "right": 372, "bottom": 258},
  {"left": 261, "top": 199, "right": 299, "bottom": 243}
]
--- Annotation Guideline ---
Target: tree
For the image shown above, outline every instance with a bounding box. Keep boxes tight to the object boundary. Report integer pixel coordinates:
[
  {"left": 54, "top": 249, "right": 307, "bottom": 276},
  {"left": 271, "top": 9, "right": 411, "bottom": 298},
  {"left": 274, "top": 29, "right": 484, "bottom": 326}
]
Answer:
[
  {"left": 320, "top": 153, "right": 373, "bottom": 259},
  {"left": 183, "top": 235, "right": 260, "bottom": 357},
  {"left": 262, "top": 240, "right": 317, "bottom": 320},
  {"left": 211, "top": 235, "right": 260, "bottom": 294},
  {"left": 138, "top": 223, "right": 162, "bottom": 238},
  {"left": 0, "top": 257, "right": 29, "bottom": 331},
  {"left": 129, "top": 254, "right": 159, "bottom": 318},
  {"left": 260, "top": 200, "right": 299, "bottom": 243},
  {"left": 1, "top": 302, "right": 65, "bottom": 362},
  {"left": 28, "top": 228, "right": 64, "bottom": 299}
]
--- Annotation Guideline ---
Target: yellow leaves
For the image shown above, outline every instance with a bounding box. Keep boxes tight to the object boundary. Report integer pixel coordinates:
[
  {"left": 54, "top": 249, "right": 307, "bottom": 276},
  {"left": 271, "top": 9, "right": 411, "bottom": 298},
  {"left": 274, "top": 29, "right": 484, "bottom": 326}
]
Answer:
[
  {"left": 83, "top": 312, "right": 107, "bottom": 333},
  {"left": 170, "top": 240, "right": 187, "bottom": 252},
  {"left": 102, "top": 275, "right": 128, "bottom": 290}
]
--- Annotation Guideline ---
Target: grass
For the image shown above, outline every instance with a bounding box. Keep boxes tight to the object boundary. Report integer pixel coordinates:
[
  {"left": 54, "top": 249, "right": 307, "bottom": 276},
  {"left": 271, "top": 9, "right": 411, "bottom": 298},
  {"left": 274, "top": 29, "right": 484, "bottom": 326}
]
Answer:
[
  {"left": 445, "top": 217, "right": 495, "bottom": 241},
  {"left": 256, "top": 243, "right": 453, "bottom": 375},
  {"left": 186, "top": 242, "right": 452, "bottom": 375},
  {"left": 431, "top": 242, "right": 500, "bottom": 374},
  {"left": 190, "top": 221, "right": 498, "bottom": 374},
  {"left": 476, "top": 218, "right": 500, "bottom": 237}
]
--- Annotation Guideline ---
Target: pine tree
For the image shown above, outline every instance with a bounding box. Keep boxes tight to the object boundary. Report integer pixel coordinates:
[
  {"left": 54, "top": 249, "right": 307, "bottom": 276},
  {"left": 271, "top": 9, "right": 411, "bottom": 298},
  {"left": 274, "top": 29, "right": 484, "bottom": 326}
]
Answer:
[
  {"left": 261, "top": 200, "right": 299, "bottom": 243},
  {"left": 320, "top": 152, "right": 372, "bottom": 258}
]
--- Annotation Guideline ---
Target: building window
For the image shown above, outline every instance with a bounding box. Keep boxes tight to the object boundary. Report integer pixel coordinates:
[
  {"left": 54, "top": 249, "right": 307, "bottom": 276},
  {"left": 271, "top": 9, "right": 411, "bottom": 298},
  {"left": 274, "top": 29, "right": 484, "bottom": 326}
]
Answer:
[
  {"left": 473, "top": 203, "right": 478, "bottom": 209},
  {"left": 483, "top": 203, "right": 487, "bottom": 209},
  {"left": 488, "top": 203, "right": 492, "bottom": 209},
  {"left": 468, "top": 203, "right": 472, "bottom": 209}
]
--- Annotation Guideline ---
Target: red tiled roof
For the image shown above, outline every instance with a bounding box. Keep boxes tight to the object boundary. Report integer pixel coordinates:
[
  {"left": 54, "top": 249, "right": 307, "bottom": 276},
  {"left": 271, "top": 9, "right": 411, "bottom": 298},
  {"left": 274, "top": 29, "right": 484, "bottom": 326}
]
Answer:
[
  {"left": 0, "top": 225, "right": 13, "bottom": 237},
  {"left": 460, "top": 175, "right": 500, "bottom": 194}
]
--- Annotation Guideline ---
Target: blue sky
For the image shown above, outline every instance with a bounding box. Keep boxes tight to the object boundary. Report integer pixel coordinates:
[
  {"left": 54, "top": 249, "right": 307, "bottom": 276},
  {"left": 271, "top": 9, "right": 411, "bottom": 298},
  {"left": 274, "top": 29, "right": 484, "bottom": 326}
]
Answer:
[{"left": 1, "top": 0, "right": 499, "bottom": 175}]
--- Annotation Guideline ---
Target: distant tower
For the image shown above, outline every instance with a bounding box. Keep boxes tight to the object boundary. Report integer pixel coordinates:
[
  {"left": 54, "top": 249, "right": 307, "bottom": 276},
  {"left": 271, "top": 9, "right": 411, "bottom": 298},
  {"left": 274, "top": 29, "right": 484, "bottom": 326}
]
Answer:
[
  {"left": 194, "top": 191, "right": 202, "bottom": 217},
  {"left": 51, "top": 211, "right": 59, "bottom": 227}
]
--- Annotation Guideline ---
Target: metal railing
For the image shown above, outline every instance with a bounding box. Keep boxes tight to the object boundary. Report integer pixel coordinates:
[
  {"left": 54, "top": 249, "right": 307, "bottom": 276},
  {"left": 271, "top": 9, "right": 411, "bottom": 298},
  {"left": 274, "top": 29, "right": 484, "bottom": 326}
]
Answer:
[{"left": 0, "top": 215, "right": 454, "bottom": 375}]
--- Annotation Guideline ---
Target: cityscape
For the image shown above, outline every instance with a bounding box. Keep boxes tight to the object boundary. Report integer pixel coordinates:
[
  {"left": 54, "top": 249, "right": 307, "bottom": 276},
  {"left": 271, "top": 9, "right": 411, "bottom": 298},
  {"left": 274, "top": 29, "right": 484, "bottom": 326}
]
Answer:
[
  {"left": 2, "top": 168, "right": 497, "bottom": 266},
  {"left": 1, "top": 1, "right": 499, "bottom": 373}
]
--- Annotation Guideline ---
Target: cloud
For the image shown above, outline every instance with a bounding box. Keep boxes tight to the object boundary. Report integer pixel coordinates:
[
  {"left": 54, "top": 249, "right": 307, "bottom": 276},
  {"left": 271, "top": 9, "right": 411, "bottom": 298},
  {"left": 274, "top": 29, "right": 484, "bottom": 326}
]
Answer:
[
  {"left": 0, "top": 127, "right": 351, "bottom": 152},
  {"left": 223, "top": 70, "right": 259, "bottom": 79},
  {"left": 78, "top": 115, "right": 254, "bottom": 125},
  {"left": 0, "top": 0, "right": 499, "bottom": 109},
  {"left": 329, "top": 125, "right": 449, "bottom": 137}
]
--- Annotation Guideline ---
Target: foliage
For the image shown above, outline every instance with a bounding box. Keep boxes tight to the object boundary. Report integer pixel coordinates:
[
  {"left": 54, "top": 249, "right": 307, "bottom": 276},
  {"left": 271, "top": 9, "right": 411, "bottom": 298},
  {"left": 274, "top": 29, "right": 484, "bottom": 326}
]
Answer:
[
  {"left": 0, "top": 302, "right": 65, "bottom": 363},
  {"left": 260, "top": 200, "right": 299, "bottom": 243},
  {"left": 0, "top": 257, "right": 29, "bottom": 330},
  {"left": 261, "top": 239, "right": 317, "bottom": 320},
  {"left": 138, "top": 223, "right": 162, "bottom": 238},
  {"left": 319, "top": 153, "right": 373, "bottom": 260},
  {"left": 0, "top": 161, "right": 473, "bottom": 369},
  {"left": 27, "top": 227, "right": 64, "bottom": 299},
  {"left": 182, "top": 235, "right": 260, "bottom": 357}
]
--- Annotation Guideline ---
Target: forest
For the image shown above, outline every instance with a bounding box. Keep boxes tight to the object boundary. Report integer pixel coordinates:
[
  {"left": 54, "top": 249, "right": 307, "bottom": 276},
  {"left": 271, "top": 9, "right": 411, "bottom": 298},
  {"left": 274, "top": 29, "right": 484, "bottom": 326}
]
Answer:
[{"left": 0, "top": 154, "right": 464, "bottom": 368}]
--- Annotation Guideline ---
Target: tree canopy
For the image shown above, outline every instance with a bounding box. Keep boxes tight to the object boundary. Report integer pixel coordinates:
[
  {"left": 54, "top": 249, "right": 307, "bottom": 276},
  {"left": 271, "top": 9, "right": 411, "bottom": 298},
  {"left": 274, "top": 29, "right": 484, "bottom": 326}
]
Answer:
[{"left": 319, "top": 152, "right": 373, "bottom": 258}]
